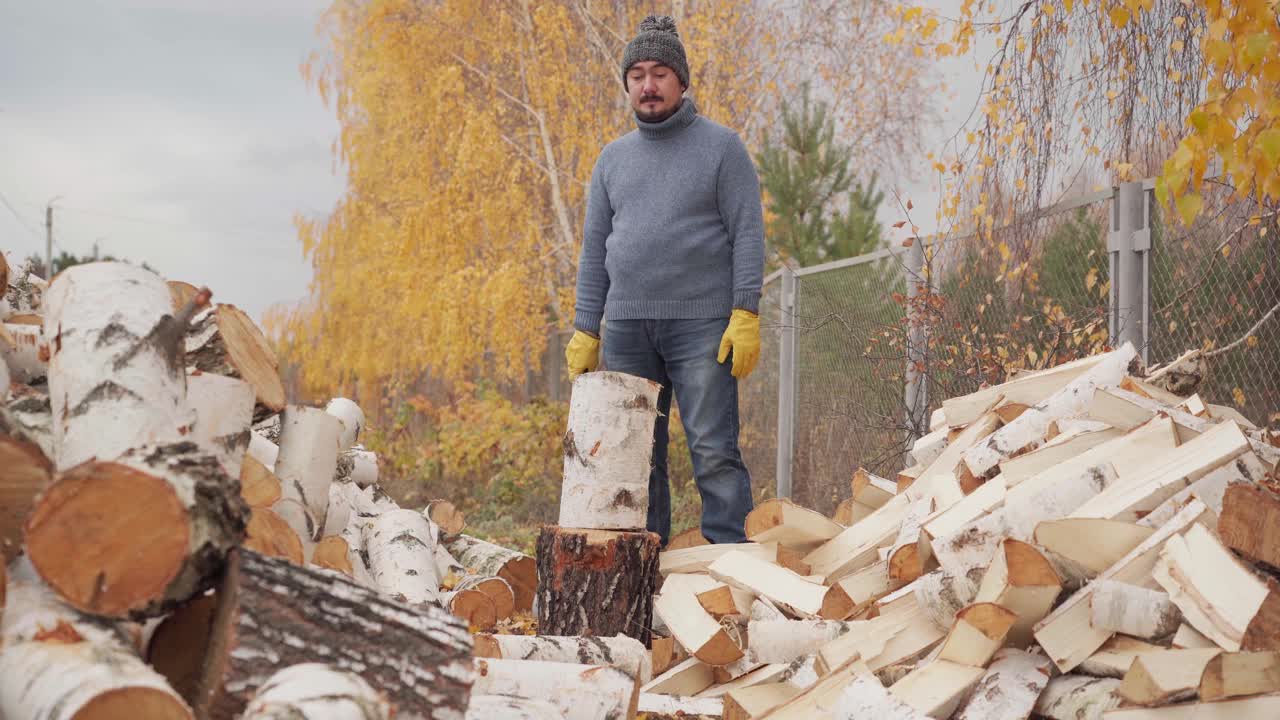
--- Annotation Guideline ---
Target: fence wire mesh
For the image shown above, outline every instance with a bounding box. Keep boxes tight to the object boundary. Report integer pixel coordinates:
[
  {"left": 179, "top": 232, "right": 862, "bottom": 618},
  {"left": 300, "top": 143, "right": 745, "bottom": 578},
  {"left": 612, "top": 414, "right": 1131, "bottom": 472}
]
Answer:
[
  {"left": 789, "top": 252, "right": 907, "bottom": 514},
  {"left": 1149, "top": 185, "right": 1280, "bottom": 426},
  {"left": 739, "top": 279, "right": 781, "bottom": 505}
]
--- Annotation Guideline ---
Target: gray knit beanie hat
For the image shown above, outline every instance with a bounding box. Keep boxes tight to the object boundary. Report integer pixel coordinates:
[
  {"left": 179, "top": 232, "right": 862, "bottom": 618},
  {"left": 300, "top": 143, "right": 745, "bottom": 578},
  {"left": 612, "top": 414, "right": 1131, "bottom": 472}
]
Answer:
[{"left": 621, "top": 15, "right": 690, "bottom": 90}]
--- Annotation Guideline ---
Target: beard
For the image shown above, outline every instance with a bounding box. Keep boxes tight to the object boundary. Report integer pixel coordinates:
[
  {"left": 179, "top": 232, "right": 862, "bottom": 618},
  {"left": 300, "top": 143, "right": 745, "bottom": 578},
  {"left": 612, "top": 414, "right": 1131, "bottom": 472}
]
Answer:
[{"left": 635, "top": 96, "right": 680, "bottom": 122}]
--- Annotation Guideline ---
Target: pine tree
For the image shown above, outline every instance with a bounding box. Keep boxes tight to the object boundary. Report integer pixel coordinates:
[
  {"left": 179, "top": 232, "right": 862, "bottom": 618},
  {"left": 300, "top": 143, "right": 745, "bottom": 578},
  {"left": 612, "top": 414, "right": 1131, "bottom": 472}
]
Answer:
[{"left": 756, "top": 83, "right": 884, "bottom": 268}]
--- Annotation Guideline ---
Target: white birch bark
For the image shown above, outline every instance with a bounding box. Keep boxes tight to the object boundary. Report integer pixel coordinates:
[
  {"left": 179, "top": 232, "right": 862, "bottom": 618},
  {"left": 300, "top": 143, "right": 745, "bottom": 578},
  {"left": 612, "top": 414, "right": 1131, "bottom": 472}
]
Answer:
[
  {"left": 334, "top": 447, "right": 379, "bottom": 488},
  {"left": 240, "top": 663, "right": 390, "bottom": 720},
  {"left": 953, "top": 648, "right": 1052, "bottom": 720},
  {"left": 963, "top": 343, "right": 1137, "bottom": 477},
  {"left": 246, "top": 430, "right": 279, "bottom": 469},
  {"left": 0, "top": 559, "right": 192, "bottom": 720},
  {"left": 43, "top": 262, "right": 192, "bottom": 469},
  {"left": 476, "top": 633, "right": 652, "bottom": 683},
  {"left": 1032, "top": 676, "right": 1121, "bottom": 720},
  {"left": 363, "top": 508, "right": 440, "bottom": 606},
  {"left": 272, "top": 405, "right": 343, "bottom": 542},
  {"left": 559, "top": 371, "right": 660, "bottom": 530},
  {"left": 833, "top": 675, "right": 929, "bottom": 720},
  {"left": 914, "top": 569, "right": 979, "bottom": 629},
  {"left": 465, "top": 695, "right": 565, "bottom": 720},
  {"left": 470, "top": 657, "right": 638, "bottom": 720},
  {"left": 1088, "top": 580, "right": 1182, "bottom": 640},
  {"left": 324, "top": 397, "right": 365, "bottom": 451},
  {"left": 747, "top": 618, "right": 853, "bottom": 664},
  {"left": 185, "top": 372, "right": 254, "bottom": 478},
  {"left": 638, "top": 694, "right": 722, "bottom": 716}
]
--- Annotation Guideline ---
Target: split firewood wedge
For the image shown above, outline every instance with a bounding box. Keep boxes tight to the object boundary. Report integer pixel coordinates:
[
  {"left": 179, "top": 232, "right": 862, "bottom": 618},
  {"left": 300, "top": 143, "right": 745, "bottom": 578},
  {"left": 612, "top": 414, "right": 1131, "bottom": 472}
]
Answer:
[{"left": 707, "top": 549, "right": 853, "bottom": 619}]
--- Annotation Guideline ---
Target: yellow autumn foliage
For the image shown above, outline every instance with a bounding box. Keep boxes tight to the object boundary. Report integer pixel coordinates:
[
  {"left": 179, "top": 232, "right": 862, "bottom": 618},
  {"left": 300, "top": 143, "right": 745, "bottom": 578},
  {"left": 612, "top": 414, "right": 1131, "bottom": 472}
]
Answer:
[{"left": 268, "top": 0, "right": 932, "bottom": 399}]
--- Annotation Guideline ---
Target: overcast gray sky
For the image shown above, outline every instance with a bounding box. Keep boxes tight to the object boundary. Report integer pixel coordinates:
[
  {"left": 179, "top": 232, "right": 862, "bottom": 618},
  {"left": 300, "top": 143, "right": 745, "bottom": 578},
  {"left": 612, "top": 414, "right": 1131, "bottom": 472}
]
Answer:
[
  {"left": 0, "top": 0, "right": 342, "bottom": 322},
  {"left": 0, "top": 1, "right": 984, "bottom": 324}
]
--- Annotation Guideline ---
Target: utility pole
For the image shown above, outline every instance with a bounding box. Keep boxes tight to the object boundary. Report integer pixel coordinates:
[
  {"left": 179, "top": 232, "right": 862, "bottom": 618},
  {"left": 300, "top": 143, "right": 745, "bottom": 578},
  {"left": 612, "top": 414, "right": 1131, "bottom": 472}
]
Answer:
[{"left": 45, "top": 195, "right": 62, "bottom": 278}]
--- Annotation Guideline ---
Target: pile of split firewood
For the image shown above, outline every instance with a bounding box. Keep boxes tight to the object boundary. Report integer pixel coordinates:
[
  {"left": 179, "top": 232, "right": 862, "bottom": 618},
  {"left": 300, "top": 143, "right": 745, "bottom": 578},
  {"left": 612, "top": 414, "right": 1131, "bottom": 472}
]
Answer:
[
  {"left": 5, "top": 251, "right": 1280, "bottom": 720},
  {"left": 634, "top": 343, "right": 1280, "bottom": 719}
]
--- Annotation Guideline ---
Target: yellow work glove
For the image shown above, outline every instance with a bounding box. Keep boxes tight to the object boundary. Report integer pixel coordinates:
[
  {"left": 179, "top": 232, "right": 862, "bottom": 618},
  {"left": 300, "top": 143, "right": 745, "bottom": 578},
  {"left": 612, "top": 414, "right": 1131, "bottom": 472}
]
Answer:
[
  {"left": 717, "top": 309, "right": 760, "bottom": 379},
  {"left": 565, "top": 330, "right": 600, "bottom": 380}
]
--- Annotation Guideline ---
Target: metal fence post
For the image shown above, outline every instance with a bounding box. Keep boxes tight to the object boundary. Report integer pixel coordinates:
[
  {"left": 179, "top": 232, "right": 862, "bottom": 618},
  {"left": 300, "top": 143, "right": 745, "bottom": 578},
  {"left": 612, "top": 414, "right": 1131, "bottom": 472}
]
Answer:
[
  {"left": 1109, "top": 181, "right": 1152, "bottom": 363},
  {"left": 903, "top": 237, "right": 928, "bottom": 462},
  {"left": 776, "top": 265, "right": 798, "bottom": 499}
]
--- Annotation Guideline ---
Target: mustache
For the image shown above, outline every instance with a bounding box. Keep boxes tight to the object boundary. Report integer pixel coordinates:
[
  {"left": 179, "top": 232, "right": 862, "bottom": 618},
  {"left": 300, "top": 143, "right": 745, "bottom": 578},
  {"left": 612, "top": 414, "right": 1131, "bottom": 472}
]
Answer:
[{"left": 640, "top": 95, "right": 663, "bottom": 102}]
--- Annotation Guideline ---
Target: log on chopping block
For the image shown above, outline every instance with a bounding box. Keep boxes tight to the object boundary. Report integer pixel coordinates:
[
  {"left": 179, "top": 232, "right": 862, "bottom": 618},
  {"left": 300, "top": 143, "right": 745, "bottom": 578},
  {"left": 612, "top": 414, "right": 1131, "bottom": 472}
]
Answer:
[
  {"left": 271, "top": 405, "right": 343, "bottom": 543},
  {"left": 25, "top": 441, "right": 249, "bottom": 618},
  {"left": 185, "top": 372, "right": 253, "bottom": 479},
  {"left": 447, "top": 533, "right": 537, "bottom": 612},
  {"left": 536, "top": 526, "right": 660, "bottom": 643},
  {"left": 194, "top": 549, "right": 474, "bottom": 720},
  {"left": 240, "top": 663, "right": 391, "bottom": 720},
  {"left": 471, "top": 657, "right": 639, "bottom": 720},
  {"left": 0, "top": 558, "right": 192, "bottom": 720},
  {"left": 0, "top": 429, "right": 52, "bottom": 562},
  {"left": 559, "top": 371, "right": 661, "bottom": 530},
  {"left": 43, "top": 262, "right": 197, "bottom": 470},
  {"left": 364, "top": 508, "right": 440, "bottom": 606},
  {"left": 185, "top": 303, "right": 285, "bottom": 420},
  {"left": 473, "top": 633, "right": 653, "bottom": 683}
]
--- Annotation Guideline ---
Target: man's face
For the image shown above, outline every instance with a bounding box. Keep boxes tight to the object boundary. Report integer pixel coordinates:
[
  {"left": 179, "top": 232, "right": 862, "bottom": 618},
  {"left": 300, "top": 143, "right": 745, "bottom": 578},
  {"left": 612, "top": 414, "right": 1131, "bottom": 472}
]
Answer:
[{"left": 626, "top": 61, "right": 685, "bottom": 122}]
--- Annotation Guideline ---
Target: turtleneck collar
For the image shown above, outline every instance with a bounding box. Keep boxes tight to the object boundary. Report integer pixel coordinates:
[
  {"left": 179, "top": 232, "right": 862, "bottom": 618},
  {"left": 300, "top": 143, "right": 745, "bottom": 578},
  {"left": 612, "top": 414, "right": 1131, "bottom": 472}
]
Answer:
[{"left": 635, "top": 96, "right": 698, "bottom": 140}]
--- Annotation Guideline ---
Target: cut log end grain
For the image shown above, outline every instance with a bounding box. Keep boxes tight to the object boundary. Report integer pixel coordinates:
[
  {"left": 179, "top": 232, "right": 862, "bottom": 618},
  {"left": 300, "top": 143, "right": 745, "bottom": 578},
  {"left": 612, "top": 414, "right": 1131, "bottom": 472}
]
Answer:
[
  {"left": 311, "top": 535, "right": 355, "bottom": 576},
  {"left": 62, "top": 688, "right": 193, "bottom": 720},
  {"left": 0, "top": 434, "right": 53, "bottom": 563},
  {"left": 443, "top": 588, "right": 497, "bottom": 631},
  {"left": 448, "top": 533, "right": 537, "bottom": 613},
  {"left": 425, "top": 499, "right": 466, "bottom": 537},
  {"left": 167, "top": 281, "right": 199, "bottom": 312},
  {"left": 457, "top": 575, "right": 515, "bottom": 620},
  {"left": 25, "top": 462, "right": 190, "bottom": 617},
  {"left": 243, "top": 507, "right": 304, "bottom": 565},
  {"left": 238, "top": 454, "right": 281, "bottom": 508},
  {"left": 147, "top": 591, "right": 219, "bottom": 705},
  {"left": 187, "top": 304, "right": 284, "bottom": 413},
  {"left": 667, "top": 527, "right": 710, "bottom": 550}
]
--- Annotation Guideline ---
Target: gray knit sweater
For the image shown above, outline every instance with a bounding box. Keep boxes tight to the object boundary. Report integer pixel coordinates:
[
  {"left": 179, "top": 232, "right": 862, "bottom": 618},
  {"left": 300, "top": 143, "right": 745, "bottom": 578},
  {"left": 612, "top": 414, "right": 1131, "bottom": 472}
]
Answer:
[{"left": 573, "top": 98, "right": 765, "bottom": 334}]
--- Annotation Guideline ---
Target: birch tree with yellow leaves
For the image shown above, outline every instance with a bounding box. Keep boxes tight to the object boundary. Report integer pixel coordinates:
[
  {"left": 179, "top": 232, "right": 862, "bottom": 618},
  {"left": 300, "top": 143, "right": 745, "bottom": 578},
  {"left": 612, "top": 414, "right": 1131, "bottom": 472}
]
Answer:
[{"left": 269, "top": 0, "right": 934, "bottom": 400}]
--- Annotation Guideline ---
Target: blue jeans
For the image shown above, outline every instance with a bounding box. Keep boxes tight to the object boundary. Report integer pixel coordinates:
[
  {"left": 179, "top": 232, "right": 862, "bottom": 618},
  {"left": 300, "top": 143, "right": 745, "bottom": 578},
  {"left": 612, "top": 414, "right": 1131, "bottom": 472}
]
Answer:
[{"left": 603, "top": 317, "right": 753, "bottom": 545}]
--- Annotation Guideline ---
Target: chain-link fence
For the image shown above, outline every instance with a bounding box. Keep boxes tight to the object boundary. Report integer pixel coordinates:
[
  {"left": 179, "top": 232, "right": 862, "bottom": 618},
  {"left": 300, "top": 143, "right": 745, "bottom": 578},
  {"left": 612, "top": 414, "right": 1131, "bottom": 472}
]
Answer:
[{"left": 535, "top": 181, "right": 1278, "bottom": 516}]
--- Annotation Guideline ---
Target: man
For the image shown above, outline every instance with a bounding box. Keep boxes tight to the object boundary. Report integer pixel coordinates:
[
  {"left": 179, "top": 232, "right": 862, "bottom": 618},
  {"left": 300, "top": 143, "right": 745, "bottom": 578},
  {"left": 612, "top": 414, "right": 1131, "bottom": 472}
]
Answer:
[{"left": 565, "top": 14, "right": 765, "bottom": 546}]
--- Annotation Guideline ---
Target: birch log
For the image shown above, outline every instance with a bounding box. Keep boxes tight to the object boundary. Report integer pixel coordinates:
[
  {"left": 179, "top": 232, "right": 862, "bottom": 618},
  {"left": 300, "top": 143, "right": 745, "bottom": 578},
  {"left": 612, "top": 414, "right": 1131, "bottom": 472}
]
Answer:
[
  {"left": 272, "top": 405, "right": 343, "bottom": 543},
  {"left": 465, "top": 696, "right": 564, "bottom": 720},
  {"left": 185, "top": 303, "right": 285, "bottom": 417},
  {"left": 195, "top": 549, "right": 475, "bottom": 720},
  {"left": 962, "top": 343, "right": 1137, "bottom": 478},
  {"left": 0, "top": 559, "right": 192, "bottom": 720},
  {"left": 559, "top": 371, "right": 661, "bottom": 530},
  {"left": 334, "top": 447, "right": 379, "bottom": 488},
  {"left": 425, "top": 499, "right": 466, "bottom": 537},
  {"left": 240, "top": 663, "right": 391, "bottom": 720},
  {"left": 2, "top": 382, "right": 54, "bottom": 459},
  {"left": 1032, "top": 676, "right": 1121, "bottom": 720},
  {"left": 44, "top": 262, "right": 193, "bottom": 469},
  {"left": 446, "top": 534, "right": 537, "bottom": 612},
  {"left": 440, "top": 588, "right": 496, "bottom": 630},
  {"left": 471, "top": 657, "right": 639, "bottom": 720},
  {"left": 0, "top": 429, "right": 52, "bottom": 562},
  {"left": 746, "top": 618, "right": 852, "bottom": 664},
  {"left": 363, "top": 508, "right": 440, "bottom": 606},
  {"left": 324, "top": 397, "right": 364, "bottom": 451},
  {"left": 473, "top": 633, "right": 653, "bottom": 683},
  {"left": 185, "top": 372, "right": 254, "bottom": 479},
  {"left": 953, "top": 648, "right": 1052, "bottom": 720},
  {"left": 832, "top": 675, "right": 929, "bottom": 720},
  {"left": 536, "top": 527, "right": 660, "bottom": 643},
  {"left": 25, "top": 441, "right": 249, "bottom": 618},
  {"left": 1, "top": 322, "right": 44, "bottom": 383},
  {"left": 1088, "top": 580, "right": 1182, "bottom": 640},
  {"left": 457, "top": 575, "right": 515, "bottom": 619},
  {"left": 915, "top": 569, "right": 979, "bottom": 629}
]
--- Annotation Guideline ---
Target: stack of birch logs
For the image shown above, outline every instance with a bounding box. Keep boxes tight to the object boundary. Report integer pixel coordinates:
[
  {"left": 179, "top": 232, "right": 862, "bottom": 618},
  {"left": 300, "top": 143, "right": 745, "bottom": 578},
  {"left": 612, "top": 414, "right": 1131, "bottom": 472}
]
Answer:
[
  {"left": 1, "top": 255, "right": 574, "bottom": 720},
  {"left": 620, "top": 342, "right": 1280, "bottom": 719}
]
